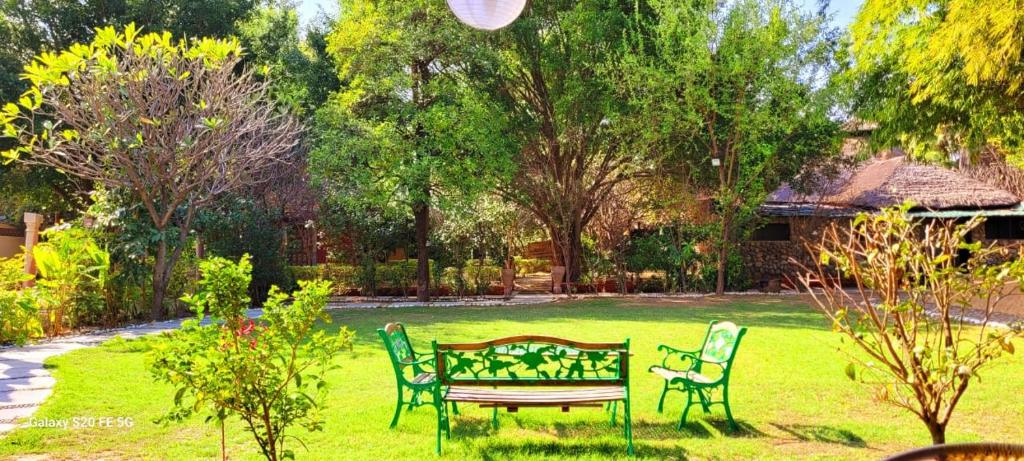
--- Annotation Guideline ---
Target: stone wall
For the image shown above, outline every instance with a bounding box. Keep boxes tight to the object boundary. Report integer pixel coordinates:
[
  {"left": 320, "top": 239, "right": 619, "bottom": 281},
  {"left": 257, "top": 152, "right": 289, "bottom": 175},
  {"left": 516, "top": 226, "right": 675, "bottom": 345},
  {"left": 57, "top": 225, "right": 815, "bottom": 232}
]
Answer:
[{"left": 742, "top": 216, "right": 846, "bottom": 287}]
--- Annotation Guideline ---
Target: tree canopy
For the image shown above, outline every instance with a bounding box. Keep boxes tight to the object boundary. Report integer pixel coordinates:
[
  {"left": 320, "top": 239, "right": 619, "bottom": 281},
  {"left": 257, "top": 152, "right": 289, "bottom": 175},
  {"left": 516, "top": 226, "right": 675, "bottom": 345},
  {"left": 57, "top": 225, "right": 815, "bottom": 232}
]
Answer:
[
  {"left": 622, "top": 0, "right": 842, "bottom": 293},
  {"left": 848, "top": 0, "right": 1024, "bottom": 164}
]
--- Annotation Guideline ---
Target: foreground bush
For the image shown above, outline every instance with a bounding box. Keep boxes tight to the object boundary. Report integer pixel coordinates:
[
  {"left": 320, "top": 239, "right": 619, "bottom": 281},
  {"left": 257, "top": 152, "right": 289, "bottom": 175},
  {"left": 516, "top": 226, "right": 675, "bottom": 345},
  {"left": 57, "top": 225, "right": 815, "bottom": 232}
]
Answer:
[{"left": 150, "top": 255, "right": 353, "bottom": 461}]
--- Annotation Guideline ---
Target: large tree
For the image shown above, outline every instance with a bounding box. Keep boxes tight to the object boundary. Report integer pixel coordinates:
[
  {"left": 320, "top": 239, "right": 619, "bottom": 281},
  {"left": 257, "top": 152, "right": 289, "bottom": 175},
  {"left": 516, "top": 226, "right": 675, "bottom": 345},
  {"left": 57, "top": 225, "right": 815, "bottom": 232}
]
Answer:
[
  {"left": 622, "top": 0, "right": 841, "bottom": 293},
  {"left": 848, "top": 0, "right": 1024, "bottom": 164},
  {"left": 475, "top": 0, "right": 654, "bottom": 285},
  {"left": 1, "top": 25, "right": 301, "bottom": 318},
  {"left": 316, "top": 0, "right": 513, "bottom": 301},
  {"left": 0, "top": 0, "right": 267, "bottom": 222}
]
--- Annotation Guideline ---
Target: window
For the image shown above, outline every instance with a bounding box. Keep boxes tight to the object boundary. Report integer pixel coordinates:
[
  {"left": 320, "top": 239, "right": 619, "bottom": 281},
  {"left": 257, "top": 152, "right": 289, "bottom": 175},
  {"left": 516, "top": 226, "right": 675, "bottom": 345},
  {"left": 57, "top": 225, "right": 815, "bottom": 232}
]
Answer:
[
  {"left": 985, "top": 217, "right": 1024, "bottom": 240},
  {"left": 752, "top": 222, "right": 791, "bottom": 241}
]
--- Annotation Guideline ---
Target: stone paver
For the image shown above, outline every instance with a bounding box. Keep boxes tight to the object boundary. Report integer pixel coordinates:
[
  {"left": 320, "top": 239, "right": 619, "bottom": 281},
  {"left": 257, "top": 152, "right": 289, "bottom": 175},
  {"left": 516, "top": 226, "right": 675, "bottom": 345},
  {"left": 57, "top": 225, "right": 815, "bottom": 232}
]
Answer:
[{"left": 0, "top": 309, "right": 261, "bottom": 434}]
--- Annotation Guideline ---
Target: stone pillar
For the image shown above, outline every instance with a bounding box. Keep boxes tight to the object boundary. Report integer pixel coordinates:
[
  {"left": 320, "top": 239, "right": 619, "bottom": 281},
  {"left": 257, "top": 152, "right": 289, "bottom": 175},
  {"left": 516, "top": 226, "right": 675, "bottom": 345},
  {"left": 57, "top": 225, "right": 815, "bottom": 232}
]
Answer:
[{"left": 23, "top": 213, "right": 43, "bottom": 287}]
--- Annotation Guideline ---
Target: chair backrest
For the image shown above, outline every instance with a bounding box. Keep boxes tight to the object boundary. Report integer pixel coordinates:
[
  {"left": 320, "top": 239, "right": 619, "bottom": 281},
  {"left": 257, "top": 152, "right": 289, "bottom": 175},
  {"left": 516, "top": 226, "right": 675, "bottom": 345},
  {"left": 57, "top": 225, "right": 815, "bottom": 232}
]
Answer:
[
  {"left": 434, "top": 336, "right": 629, "bottom": 387},
  {"left": 378, "top": 323, "right": 416, "bottom": 368},
  {"left": 699, "top": 321, "right": 746, "bottom": 368}
]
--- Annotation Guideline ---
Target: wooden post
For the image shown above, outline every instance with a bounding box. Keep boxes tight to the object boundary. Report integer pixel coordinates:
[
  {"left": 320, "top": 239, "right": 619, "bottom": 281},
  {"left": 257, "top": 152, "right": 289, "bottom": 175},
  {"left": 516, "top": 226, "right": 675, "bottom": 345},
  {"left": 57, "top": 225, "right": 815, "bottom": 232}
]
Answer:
[{"left": 22, "top": 212, "right": 43, "bottom": 287}]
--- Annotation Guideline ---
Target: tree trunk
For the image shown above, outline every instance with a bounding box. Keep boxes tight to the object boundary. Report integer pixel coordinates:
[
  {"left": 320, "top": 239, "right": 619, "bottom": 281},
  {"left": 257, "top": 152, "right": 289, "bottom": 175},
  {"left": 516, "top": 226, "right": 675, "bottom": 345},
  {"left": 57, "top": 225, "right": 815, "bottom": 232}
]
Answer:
[
  {"left": 716, "top": 212, "right": 731, "bottom": 295},
  {"left": 926, "top": 419, "right": 946, "bottom": 444},
  {"left": 414, "top": 199, "right": 430, "bottom": 302},
  {"left": 550, "top": 226, "right": 583, "bottom": 285},
  {"left": 151, "top": 239, "right": 168, "bottom": 320}
]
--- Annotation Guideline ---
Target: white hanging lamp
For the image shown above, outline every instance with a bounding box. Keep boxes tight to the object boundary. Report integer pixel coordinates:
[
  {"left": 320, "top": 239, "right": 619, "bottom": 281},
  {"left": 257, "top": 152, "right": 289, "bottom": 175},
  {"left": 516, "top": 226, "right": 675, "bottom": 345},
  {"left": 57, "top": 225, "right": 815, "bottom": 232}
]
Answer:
[{"left": 446, "top": 0, "right": 527, "bottom": 31}]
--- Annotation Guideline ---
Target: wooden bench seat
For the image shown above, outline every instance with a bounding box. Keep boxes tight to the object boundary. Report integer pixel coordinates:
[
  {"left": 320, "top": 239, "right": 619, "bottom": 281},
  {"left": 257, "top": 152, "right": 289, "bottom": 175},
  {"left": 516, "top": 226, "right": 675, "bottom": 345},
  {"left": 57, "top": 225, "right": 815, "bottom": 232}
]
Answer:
[{"left": 445, "top": 385, "right": 625, "bottom": 407}]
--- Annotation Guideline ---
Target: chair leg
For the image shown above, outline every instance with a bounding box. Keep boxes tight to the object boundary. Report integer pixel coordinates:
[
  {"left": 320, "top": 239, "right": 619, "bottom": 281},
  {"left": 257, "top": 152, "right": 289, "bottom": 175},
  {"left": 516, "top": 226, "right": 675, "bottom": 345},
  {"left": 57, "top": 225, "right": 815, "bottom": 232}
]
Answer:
[
  {"left": 697, "top": 388, "right": 711, "bottom": 414},
  {"left": 389, "top": 387, "right": 404, "bottom": 428},
  {"left": 656, "top": 381, "right": 669, "bottom": 414},
  {"left": 723, "top": 387, "right": 738, "bottom": 431},
  {"left": 435, "top": 403, "right": 443, "bottom": 454},
  {"left": 677, "top": 389, "right": 693, "bottom": 431},
  {"left": 623, "top": 398, "right": 634, "bottom": 456}
]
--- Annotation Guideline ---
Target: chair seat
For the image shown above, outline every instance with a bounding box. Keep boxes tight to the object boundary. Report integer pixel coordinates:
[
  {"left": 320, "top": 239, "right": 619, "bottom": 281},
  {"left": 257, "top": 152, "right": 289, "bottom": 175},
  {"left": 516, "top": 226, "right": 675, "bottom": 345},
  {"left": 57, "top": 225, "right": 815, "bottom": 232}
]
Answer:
[
  {"left": 649, "top": 366, "right": 716, "bottom": 385},
  {"left": 412, "top": 372, "right": 436, "bottom": 385}
]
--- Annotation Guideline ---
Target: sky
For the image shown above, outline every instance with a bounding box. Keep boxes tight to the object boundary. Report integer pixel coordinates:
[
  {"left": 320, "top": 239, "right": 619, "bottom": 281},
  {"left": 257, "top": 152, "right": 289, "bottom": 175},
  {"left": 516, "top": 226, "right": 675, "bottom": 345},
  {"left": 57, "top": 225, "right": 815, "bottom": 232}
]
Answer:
[{"left": 296, "top": 0, "right": 864, "bottom": 29}]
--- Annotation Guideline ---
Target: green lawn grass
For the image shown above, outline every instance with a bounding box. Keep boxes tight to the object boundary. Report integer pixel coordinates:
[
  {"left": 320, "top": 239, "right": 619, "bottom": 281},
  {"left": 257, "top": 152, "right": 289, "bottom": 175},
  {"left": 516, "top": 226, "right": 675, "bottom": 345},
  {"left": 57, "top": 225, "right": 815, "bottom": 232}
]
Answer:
[{"left": 1, "top": 296, "right": 1022, "bottom": 460}]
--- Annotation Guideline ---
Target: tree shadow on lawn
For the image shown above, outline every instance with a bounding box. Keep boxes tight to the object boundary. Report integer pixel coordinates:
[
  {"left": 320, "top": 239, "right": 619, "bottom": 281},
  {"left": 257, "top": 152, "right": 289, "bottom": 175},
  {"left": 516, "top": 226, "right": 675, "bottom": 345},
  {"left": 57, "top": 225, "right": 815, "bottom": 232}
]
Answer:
[
  {"left": 329, "top": 299, "right": 830, "bottom": 348},
  {"left": 769, "top": 423, "right": 866, "bottom": 447}
]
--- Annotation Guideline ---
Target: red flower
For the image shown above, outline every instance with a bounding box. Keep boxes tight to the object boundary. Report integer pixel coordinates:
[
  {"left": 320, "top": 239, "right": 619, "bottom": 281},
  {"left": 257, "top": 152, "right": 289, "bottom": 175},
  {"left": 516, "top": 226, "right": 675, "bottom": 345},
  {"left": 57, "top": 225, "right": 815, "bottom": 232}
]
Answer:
[{"left": 237, "top": 318, "right": 255, "bottom": 336}]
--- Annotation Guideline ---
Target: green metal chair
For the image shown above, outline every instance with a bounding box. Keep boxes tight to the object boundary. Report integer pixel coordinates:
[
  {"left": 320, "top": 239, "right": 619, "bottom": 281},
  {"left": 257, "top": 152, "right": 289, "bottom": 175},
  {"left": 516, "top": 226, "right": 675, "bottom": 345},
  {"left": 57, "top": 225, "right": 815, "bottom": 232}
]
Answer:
[
  {"left": 649, "top": 321, "right": 747, "bottom": 430},
  {"left": 378, "top": 323, "right": 454, "bottom": 429}
]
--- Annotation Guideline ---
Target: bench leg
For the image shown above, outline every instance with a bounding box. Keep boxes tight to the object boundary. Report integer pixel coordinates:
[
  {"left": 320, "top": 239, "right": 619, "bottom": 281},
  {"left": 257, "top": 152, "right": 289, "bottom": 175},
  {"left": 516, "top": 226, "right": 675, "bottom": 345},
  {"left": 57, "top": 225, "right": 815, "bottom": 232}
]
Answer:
[
  {"left": 624, "top": 397, "right": 634, "bottom": 456},
  {"left": 678, "top": 388, "right": 694, "bottom": 431},
  {"left": 451, "top": 401, "right": 460, "bottom": 416},
  {"left": 656, "top": 381, "right": 669, "bottom": 413},
  {"left": 608, "top": 401, "right": 618, "bottom": 426},
  {"left": 390, "top": 387, "right": 404, "bottom": 428},
  {"left": 491, "top": 407, "right": 499, "bottom": 430},
  {"left": 723, "top": 387, "right": 737, "bottom": 431}
]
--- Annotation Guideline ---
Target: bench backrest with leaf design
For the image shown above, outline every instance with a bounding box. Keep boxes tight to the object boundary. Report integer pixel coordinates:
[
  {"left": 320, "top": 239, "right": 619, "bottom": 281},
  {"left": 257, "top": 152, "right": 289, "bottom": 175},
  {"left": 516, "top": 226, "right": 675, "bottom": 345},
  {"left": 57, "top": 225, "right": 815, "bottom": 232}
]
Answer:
[{"left": 434, "top": 336, "right": 629, "bottom": 387}]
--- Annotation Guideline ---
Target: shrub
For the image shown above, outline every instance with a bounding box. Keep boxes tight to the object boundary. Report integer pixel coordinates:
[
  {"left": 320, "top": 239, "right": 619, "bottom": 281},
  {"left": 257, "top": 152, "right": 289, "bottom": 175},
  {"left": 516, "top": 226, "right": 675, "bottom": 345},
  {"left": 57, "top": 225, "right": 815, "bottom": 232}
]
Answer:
[
  {"left": 0, "top": 288, "right": 42, "bottom": 346},
  {"left": 150, "top": 255, "right": 353, "bottom": 461},
  {"left": 32, "top": 226, "right": 110, "bottom": 335},
  {"left": 514, "top": 257, "right": 551, "bottom": 275}
]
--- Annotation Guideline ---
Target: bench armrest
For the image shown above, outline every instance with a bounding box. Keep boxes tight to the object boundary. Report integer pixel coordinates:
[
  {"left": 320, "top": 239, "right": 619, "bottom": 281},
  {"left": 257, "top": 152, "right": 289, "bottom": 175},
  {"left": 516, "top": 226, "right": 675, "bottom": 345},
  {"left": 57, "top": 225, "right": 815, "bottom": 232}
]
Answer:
[{"left": 656, "top": 344, "right": 701, "bottom": 368}]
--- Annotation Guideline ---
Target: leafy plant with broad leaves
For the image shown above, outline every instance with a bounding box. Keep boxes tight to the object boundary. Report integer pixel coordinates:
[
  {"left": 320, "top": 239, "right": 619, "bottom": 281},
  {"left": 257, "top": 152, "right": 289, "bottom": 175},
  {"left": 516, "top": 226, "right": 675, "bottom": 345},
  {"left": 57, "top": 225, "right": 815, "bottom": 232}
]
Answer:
[
  {"left": 149, "top": 255, "right": 352, "bottom": 461},
  {"left": 32, "top": 226, "right": 110, "bottom": 336},
  {"left": 798, "top": 202, "right": 1024, "bottom": 444}
]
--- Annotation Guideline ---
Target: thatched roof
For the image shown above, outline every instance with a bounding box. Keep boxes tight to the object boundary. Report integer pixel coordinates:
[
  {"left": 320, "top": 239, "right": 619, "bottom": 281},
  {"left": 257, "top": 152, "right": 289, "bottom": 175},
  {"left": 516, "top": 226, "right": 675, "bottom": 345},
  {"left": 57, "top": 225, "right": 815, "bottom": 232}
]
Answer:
[{"left": 764, "top": 155, "right": 1020, "bottom": 216}]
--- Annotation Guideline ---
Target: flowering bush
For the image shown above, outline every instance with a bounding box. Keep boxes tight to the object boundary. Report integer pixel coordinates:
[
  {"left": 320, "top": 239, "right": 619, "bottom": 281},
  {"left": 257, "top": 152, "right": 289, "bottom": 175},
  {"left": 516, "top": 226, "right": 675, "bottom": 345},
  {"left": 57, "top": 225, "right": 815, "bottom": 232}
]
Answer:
[{"left": 149, "top": 255, "right": 352, "bottom": 461}]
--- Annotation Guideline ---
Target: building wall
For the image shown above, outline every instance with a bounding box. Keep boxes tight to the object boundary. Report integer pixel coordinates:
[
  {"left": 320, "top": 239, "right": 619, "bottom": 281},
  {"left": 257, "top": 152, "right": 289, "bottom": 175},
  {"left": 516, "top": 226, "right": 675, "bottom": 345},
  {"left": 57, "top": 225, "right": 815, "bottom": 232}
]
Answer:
[
  {"left": 0, "top": 224, "right": 22, "bottom": 258},
  {"left": 742, "top": 216, "right": 842, "bottom": 286}
]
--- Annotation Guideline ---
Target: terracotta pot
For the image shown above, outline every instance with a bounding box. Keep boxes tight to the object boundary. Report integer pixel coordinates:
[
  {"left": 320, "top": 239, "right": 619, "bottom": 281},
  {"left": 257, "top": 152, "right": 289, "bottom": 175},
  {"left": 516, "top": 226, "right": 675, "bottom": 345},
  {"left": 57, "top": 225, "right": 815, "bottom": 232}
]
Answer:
[
  {"left": 501, "top": 268, "right": 515, "bottom": 298},
  {"left": 883, "top": 443, "right": 1024, "bottom": 461},
  {"left": 551, "top": 266, "right": 566, "bottom": 294}
]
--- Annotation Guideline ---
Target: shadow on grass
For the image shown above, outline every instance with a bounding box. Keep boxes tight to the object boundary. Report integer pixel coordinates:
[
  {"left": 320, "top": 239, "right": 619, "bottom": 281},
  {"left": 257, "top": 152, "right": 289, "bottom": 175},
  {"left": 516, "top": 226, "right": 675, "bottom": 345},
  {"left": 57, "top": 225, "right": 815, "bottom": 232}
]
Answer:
[
  {"left": 675, "top": 419, "right": 767, "bottom": 438},
  {"left": 476, "top": 440, "right": 687, "bottom": 460},
  {"left": 769, "top": 423, "right": 866, "bottom": 447}
]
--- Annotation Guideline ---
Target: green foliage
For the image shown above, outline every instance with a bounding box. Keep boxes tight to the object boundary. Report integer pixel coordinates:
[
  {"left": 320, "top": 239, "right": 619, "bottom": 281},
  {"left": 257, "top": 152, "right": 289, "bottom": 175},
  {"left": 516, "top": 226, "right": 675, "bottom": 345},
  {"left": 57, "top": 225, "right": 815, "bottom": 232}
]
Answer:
[
  {"left": 847, "top": 0, "right": 1024, "bottom": 161},
  {"left": 514, "top": 258, "right": 551, "bottom": 276},
  {"left": 149, "top": 255, "right": 353, "bottom": 461},
  {"left": 197, "top": 197, "right": 292, "bottom": 304},
  {"left": 622, "top": 0, "right": 841, "bottom": 293},
  {"left": 802, "top": 203, "right": 1024, "bottom": 443},
  {"left": 0, "top": 254, "right": 41, "bottom": 345},
  {"left": 626, "top": 224, "right": 715, "bottom": 292},
  {"left": 0, "top": 254, "right": 28, "bottom": 291},
  {"left": 32, "top": 226, "right": 110, "bottom": 336}
]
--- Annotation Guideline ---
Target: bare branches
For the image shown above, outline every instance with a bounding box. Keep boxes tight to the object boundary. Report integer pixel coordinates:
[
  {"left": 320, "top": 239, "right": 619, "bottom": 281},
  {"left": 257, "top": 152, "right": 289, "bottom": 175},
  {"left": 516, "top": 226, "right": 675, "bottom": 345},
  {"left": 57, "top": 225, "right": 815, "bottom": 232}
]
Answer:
[{"left": 795, "top": 204, "right": 1023, "bottom": 443}]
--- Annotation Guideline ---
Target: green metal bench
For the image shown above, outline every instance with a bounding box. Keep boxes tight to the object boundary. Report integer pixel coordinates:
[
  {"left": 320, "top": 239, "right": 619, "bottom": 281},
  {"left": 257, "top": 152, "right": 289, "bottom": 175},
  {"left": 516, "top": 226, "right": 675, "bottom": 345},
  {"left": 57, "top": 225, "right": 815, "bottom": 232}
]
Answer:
[
  {"left": 433, "top": 335, "right": 634, "bottom": 455},
  {"left": 649, "top": 321, "right": 747, "bottom": 430}
]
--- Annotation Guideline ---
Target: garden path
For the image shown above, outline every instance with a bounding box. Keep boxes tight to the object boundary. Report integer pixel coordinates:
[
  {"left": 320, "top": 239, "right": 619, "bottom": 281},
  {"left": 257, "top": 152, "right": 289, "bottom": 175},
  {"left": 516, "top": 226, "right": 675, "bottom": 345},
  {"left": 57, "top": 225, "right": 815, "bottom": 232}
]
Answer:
[{"left": 0, "top": 309, "right": 262, "bottom": 434}]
